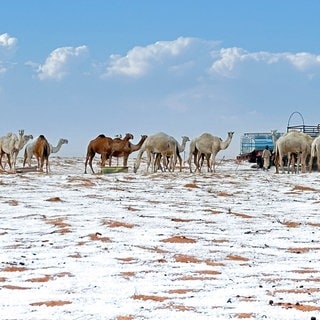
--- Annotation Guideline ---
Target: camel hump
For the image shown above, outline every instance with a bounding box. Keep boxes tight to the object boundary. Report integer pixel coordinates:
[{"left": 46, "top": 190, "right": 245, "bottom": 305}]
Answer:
[{"left": 43, "top": 143, "right": 50, "bottom": 158}]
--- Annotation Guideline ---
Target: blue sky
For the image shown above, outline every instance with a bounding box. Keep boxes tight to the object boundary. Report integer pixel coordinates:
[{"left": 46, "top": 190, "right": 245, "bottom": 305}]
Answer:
[{"left": 1, "top": 0, "right": 320, "bottom": 158}]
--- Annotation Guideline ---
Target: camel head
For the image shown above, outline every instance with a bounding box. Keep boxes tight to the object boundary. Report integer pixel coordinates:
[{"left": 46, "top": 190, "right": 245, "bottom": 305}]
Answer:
[
  {"left": 24, "top": 134, "right": 33, "bottom": 141},
  {"left": 60, "top": 138, "right": 69, "bottom": 145},
  {"left": 124, "top": 133, "right": 134, "bottom": 140}
]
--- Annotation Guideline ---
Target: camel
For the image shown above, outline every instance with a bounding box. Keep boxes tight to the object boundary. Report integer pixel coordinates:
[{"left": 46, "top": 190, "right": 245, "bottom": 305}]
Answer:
[
  {"left": 23, "top": 138, "right": 68, "bottom": 167},
  {"left": 109, "top": 134, "right": 147, "bottom": 167},
  {"left": 0, "top": 130, "right": 33, "bottom": 172},
  {"left": 133, "top": 132, "right": 178, "bottom": 173},
  {"left": 310, "top": 135, "right": 320, "bottom": 172},
  {"left": 190, "top": 131, "right": 234, "bottom": 173},
  {"left": 33, "top": 135, "right": 51, "bottom": 173},
  {"left": 154, "top": 136, "right": 190, "bottom": 172},
  {"left": 271, "top": 130, "right": 297, "bottom": 173},
  {"left": 84, "top": 134, "right": 113, "bottom": 174},
  {"left": 50, "top": 138, "right": 69, "bottom": 153},
  {"left": 108, "top": 133, "right": 134, "bottom": 166},
  {"left": 187, "top": 137, "right": 206, "bottom": 173},
  {"left": 274, "top": 130, "right": 313, "bottom": 174}
]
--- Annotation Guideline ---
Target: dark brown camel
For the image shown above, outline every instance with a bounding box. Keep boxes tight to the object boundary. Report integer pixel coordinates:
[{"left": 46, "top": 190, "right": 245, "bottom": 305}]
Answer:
[
  {"left": 84, "top": 134, "right": 113, "bottom": 174},
  {"left": 110, "top": 134, "right": 147, "bottom": 166},
  {"left": 33, "top": 135, "right": 50, "bottom": 173}
]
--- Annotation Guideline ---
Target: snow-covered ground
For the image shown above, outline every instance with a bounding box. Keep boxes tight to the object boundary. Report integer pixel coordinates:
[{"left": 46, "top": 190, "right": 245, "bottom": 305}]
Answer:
[{"left": 1, "top": 156, "right": 320, "bottom": 320}]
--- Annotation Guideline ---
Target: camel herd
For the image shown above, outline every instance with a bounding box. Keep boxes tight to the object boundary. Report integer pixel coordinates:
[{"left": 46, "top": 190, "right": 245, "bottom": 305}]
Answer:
[
  {"left": 1, "top": 128, "right": 320, "bottom": 175},
  {"left": 84, "top": 131, "right": 235, "bottom": 174},
  {"left": 85, "top": 129, "right": 320, "bottom": 174},
  {"left": 84, "top": 133, "right": 148, "bottom": 174},
  {"left": 273, "top": 130, "right": 320, "bottom": 173},
  {"left": 0, "top": 130, "right": 68, "bottom": 173}
]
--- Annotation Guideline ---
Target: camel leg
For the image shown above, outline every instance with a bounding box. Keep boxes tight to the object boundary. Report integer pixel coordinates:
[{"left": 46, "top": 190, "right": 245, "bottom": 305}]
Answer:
[
  {"left": 161, "top": 153, "right": 169, "bottom": 172},
  {"left": 0, "top": 153, "right": 4, "bottom": 170},
  {"left": 211, "top": 157, "right": 216, "bottom": 173},
  {"left": 169, "top": 155, "right": 175, "bottom": 172},
  {"left": 84, "top": 150, "right": 94, "bottom": 174},
  {"left": 195, "top": 153, "right": 202, "bottom": 172},
  {"left": 0, "top": 152, "right": 4, "bottom": 170},
  {"left": 4, "top": 154, "right": 12, "bottom": 171},
  {"left": 37, "top": 157, "right": 41, "bottom": 171},
  {"left": 191, "top": 154, "right": 197, "bottom": 172},
  {"left": 280, "top": 155, "right": 285, "bottom": 174},
  {"left": 178, "top": 154, "right": 182, "bottom": 172},
  {"left": 206, "top": 155, "right": 211, "bottom": 172},
  {"left": 171, "top": 154, "right": 177, "bottom": 172},
  {"left": 39, "top": 158, "right": 43, "bottom": 172},
  {"left": 88, "top": 155, "right": 95, "bottom": 174},
  {"left": 45, "top": 158, "right": 49, "bottom": 173},
  {"left": 84, "top": 157, "right": 89, "bottom": 174},
  {"left": 11, "top": 152, "right": 17, "bottom": 172},
  {"left": 23, "top": 153, "right": 27, "bottom": 167},
  {"left": 146, "top": 151, "right": 153, "bottom": 172},
  {"left": 301, "top": 155, "right": 307, "bottom": 173},
  {"left": 188, "top": 154, "right": 195, "bottom": 173}
]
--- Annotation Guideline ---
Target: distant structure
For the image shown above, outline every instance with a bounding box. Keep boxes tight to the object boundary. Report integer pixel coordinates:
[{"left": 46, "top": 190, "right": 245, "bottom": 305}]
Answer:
[{"left": 286, "top": 111, "right": 320, "bottom": 138}]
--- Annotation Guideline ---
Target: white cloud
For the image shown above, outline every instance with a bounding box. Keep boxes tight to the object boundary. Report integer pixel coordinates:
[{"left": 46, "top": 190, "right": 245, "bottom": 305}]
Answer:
[
  {"left": 285, "top": 52, "right": 320, "bottom": 70},
  {"left": 0, "top": 33, "right": 17, "bottom": 49},
  {"left": 104, "top": 37, "right": 195, "bottom": 78},
  {"left": 0, "top": 33, "right": 17, "bottom": 75},
  {"left": 210, "top": 47, "right": 320, "bottom": 77},
  {"left": 103, "top": 37, "right": 320, "bottom": 80},
  {"left": 37, "top": 45, "right": 88, "bottom": 80}
]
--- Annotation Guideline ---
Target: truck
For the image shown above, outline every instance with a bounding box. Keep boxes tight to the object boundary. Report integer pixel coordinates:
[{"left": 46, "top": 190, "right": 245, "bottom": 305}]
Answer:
[{"left": 236, "top": 131, "right": 282, "bottom": 166}]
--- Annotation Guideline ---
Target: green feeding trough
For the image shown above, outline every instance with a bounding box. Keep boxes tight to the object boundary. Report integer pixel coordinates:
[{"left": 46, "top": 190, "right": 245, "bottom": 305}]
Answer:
[{"left": 101, "top": 166, "right": 129, "bottom": 174}]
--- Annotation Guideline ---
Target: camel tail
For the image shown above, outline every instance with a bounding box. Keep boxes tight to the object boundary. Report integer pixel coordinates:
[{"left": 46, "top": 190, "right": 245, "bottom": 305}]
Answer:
[
  {"left": 273, "top": 144, "right": 280, "bottom": 167},
  {"left": 311, "top": 142, "right": 316, "bottom": 158},
  {"left": 44, "top": 144, "right": 50, "bottom": 158},
  {"left": 23, "top": 148, "right": 27, "bottom": 166}
]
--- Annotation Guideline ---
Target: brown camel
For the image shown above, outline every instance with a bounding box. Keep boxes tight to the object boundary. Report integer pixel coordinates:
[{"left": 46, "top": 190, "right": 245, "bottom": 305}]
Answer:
[
  {"left": 33, "top": 135, "right": 51, "bottom": 173},
  {"left": 108, "top": 133, "right": 134, "bottom": 166},
  {"left": 109, "top": 134, "right": 147, "bottom": 167},
  {"left": 84, "top": 134, "right": 113, "bottom": 174}
]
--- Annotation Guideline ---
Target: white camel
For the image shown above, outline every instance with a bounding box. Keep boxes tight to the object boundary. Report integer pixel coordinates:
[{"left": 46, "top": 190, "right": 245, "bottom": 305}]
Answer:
[
  {"left": 155, "top": 135, "right": 190, "bottom": 172},
  {"left": 189, "top": 131, "right": 234, "bottom": 173},
  {"left": 310, "top": 135, "right": 320, "bottom": 172},
  {"left": 23, "top": 138, "right": 68, "bottom": 167},
  {"left": 133, "top": 132, "right": 178, "bottom": 173},
  {"left": 174, "top": 136, "right": 190, "bottom": 171},
  {"left": 188, "top": 137, "right": 203, "bottom": 172},
  {"left": 0, "top": 130, "right": 33, "bottom": 171},
  {"left": 274, "top": 130, "right": 313, "bottom": 174}
]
